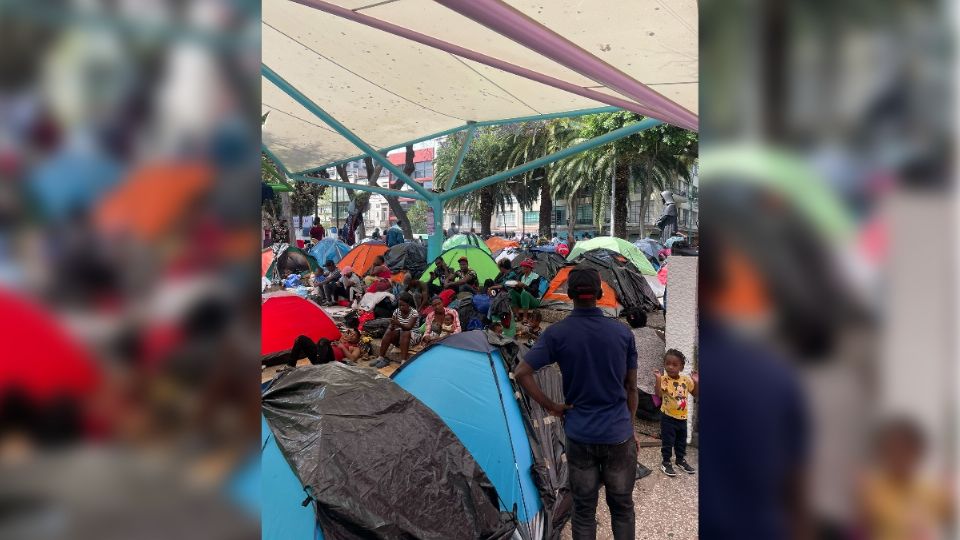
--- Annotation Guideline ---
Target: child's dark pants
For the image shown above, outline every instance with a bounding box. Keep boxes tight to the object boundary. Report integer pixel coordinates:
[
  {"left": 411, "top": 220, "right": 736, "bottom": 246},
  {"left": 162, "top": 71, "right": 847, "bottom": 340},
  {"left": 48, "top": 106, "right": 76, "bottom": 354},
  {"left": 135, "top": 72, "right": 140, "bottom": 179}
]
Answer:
[{"left": 660, "top": 415, "right": 687, "bottom": 464}]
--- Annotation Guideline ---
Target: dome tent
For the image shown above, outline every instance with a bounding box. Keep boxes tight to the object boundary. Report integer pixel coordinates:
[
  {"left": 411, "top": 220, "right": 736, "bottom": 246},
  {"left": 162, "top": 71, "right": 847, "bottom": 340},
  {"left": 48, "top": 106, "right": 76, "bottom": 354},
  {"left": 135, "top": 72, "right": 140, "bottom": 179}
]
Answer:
[
  {"left": 383, "top": 242, "right": 427, "bottom": 283},
  {"left": 337, "top": 242, "right": 388, "bottom": 276},
  {"left": 261, "top": 294, "right": 340, "bottom": 366},
  {"left": 443, "top": 233, "right": 491, "bottom": 254},
  {"left": 307, "top": 237, "right": 351, "bottom": 265},
  {"left": 261, "top": 363, "right": 513, "bottom": 540},
  {"left": 263, "top": 244, "right": 320, "bottom": 280},
  {"left": 541, "top": 266, "right": 623, "bottom": 316},
  {"left": 566, "top": 236, "right": 656, "bottom": 276},
  {"left": 393, "top": 331, "right": 571, "bottom": 539},
  {"left": 420, "top": 246, "right": 499, "bottom": 286}
]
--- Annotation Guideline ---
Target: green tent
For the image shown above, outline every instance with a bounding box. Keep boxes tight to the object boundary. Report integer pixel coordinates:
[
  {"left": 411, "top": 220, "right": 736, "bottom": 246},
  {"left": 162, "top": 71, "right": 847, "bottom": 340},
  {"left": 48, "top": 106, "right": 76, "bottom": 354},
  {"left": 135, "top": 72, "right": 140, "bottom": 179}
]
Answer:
[
  {"left": 566, "top": 236, "right": 656, "bottom": 276},
  {"left": 442, "top": 233, "right": 491, "bottom": 254},
  {"left": 420, "top": 246, "right": 499, "bottom": 287},
  {"left": 263, "top": 245, "right": 320, "bottom": 281}
]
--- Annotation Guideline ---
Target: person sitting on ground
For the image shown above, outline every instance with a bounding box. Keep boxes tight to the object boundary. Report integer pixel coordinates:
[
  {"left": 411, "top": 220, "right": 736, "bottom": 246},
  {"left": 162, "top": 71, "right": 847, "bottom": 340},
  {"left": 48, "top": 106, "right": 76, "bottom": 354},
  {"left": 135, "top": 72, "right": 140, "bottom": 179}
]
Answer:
[
  {"left": 654, "top": 349, "right": 698, "bottom": 477},
  {"left": 285, "top": 335, "right": 319, "bottom": 367},
  {"left": 444, "top": 256, "right": 478, "bottom": 293},
  {"left": 337, "top": 266, "right": 364, "bottom": 306},
  {"left": 509, "top": 259, "right": 542, "bottom": 324},
  {"left": 419, "top": 295, "right": 462, "bottom": 344},
  {"left": 516, "top": 309, "right": 543, "bottom": 345},
  {"left": 363, "top": 255, "right": 392, "bottom": 286},
  {"left": 330, "top": 328, "right": 363, "bottom": 363},
  {"left": 316, "top": 260, "right": 341, "bottom": 305},
  {"left": 488, "top": 320, "right": 504, "bottom": 337},
  {"left": 371, "top": 293, "right": 419, "bottom": 368},
  {"left": 471, "top": 279, "right": 494, "bottom": 318},
  {"left": 422, "top": 311, "right": 457, "bottom": 346},
  {"left": 404, "top": 277, "right": 430, "bottom": 312},
  {"left": 425, "top": 257, "right": 452, "bottom": 295}
]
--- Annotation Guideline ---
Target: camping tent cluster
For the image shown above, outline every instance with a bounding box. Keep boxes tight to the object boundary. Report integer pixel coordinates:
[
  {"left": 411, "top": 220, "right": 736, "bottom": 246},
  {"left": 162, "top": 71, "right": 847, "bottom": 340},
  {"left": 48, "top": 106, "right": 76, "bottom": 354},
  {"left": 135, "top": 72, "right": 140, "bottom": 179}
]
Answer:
[{"left": 261, "top": 331, "right": 571, "bottom": 540}]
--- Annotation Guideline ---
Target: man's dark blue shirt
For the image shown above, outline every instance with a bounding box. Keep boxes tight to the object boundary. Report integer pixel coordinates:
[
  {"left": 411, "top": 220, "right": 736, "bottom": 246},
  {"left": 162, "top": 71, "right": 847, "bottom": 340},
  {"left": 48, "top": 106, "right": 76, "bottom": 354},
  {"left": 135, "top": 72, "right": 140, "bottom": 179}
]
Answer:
[{"left": 525, "top": 307, "right": 637, "bottom": 444}]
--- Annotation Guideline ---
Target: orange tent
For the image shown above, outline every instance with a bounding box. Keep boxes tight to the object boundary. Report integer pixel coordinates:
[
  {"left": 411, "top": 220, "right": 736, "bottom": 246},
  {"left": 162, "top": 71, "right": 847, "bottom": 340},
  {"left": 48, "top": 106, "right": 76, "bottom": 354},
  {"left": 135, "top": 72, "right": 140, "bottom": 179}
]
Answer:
[
  {"left": 338, "top": 243, "right": 388, "bottom": 276},
  {"left": 485, "top": 236, "right": 519, "bottom": 253},
  {"left": 262, "top": 248, "right": 274, "bottom": 277},
  {"left": 541, "top": 266, "right": 621, "bottom": 315},
  {"left": 95, "top": 162, "right": 213, "bottom": 240}
]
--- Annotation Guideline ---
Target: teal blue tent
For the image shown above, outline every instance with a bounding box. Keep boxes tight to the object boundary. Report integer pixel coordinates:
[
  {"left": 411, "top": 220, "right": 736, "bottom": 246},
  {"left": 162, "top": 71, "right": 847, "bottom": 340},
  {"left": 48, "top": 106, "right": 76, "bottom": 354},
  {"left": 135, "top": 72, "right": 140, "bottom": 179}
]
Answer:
[
  {"left": 392, "top": 331, "right": 570, "bottom": 538},
  {"left": 261, "top": 414, "right": 322, "bottom": 540},
  {"left": 307, "top": 237, "right": 350, "bottom": 265}
]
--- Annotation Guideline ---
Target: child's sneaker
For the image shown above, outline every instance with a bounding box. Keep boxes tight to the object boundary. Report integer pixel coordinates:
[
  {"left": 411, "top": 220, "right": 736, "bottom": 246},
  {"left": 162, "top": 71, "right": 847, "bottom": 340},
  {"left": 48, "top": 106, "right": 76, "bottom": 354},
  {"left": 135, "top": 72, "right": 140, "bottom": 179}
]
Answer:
[
  {"left": 676, "top": 460, "right": 696, "bottom": 474},
  {"left": 370, "top": 357, "right": 390, "bottom": 368},
  {"left": 660, "top": 462, "right": 676, "bottom": 477}
]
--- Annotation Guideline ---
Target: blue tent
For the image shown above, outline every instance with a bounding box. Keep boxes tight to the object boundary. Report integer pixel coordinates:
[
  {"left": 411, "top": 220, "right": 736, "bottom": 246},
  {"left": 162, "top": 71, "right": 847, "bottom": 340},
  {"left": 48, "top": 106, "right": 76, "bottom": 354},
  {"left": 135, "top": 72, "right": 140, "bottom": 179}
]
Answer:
[
  {"left": 392, "top": 332, "right": 569, "bottom": 539},
  {"left": 261, "top": 414, "right": 322, "bottom": 540},
  {"left": 307, "top": 237, "right": 351, "bottom": 265}
]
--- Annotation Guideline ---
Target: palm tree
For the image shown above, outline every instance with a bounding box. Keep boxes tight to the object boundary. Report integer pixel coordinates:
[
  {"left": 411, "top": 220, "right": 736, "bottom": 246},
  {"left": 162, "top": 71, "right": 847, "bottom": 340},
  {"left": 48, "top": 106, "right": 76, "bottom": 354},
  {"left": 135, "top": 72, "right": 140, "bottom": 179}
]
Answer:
[
  {"left": 437, "top": 128, "right": 536, "bottom": 236},
  {"left": 550, "top": 144, "right": 612, "bottom": 248},
  {"left": 501, "top": 120, "right": 576, "bottom": 237}
]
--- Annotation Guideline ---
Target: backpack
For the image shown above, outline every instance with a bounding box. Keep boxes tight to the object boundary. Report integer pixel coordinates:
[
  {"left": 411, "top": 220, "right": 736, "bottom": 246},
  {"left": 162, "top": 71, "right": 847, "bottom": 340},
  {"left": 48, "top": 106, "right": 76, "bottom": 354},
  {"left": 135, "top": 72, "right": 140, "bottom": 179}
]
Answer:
[
  {"left": 362, "top": 318, "right": 392, "bottom": 338},
  {"left": 488, "top": 290, "right": 512, "bottom": 320},
  {"left": 456, "top": 296, "right": 485, "bottom": 331}
]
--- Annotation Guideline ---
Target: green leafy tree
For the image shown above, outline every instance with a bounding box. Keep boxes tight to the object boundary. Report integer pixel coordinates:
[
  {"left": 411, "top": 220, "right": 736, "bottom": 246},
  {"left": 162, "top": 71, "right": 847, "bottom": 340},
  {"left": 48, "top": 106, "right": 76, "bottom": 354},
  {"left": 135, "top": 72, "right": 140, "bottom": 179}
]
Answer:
[{"left": 406, "top": 200, "right": 429, "bottom": 235}]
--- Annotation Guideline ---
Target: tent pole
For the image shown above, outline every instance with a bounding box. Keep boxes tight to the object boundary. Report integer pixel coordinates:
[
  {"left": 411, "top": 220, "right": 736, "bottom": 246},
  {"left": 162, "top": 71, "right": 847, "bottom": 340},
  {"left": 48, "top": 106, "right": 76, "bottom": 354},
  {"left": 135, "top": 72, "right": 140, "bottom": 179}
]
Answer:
[
  {"left": 440, "top": 118, "right": 661, "bottom": 201},
  {"left": 445, "top": 123, "right": 477, "bottom": 192},
  {"left": 428, "top": 199, "right": 445, "bottom": 261},
  {"left": 262, "top": 64, "right": 433, "bottom": 201}
]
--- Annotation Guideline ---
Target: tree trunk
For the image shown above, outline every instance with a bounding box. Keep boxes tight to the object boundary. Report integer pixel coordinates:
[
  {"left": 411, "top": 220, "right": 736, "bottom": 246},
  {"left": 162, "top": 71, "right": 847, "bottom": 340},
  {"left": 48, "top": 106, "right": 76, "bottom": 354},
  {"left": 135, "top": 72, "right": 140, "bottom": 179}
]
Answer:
[
  {"left": 614, "top": 160, "right": 630, "bottom": 238},
  {"left": 478, "top": 188, "right": 495, "bottom": 236},
  {"left": 566, "top": 189, "right": 579, "bottom": 250},
  {"left": 538, "top": 179, "right": 552, "bottom": 238},
  {"left": 280, "top": 192, "right": 295, "bottom": 244},
  {"left": 638, "top": 180, "right": 651, "bottom": 238}
]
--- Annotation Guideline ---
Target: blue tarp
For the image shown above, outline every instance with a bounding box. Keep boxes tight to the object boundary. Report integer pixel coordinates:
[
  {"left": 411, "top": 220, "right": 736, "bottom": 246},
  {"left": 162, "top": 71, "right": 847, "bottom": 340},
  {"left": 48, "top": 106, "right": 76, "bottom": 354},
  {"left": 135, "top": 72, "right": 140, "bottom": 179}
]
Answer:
[
  {"left": 392, "top": 335, "right": 543, "bottom": 528},
  {"left": 307, "top": 238, "right": 351, "bottom": 265},
  {"left": 261, "top": 415, "right": 322, "bottom": 540}
]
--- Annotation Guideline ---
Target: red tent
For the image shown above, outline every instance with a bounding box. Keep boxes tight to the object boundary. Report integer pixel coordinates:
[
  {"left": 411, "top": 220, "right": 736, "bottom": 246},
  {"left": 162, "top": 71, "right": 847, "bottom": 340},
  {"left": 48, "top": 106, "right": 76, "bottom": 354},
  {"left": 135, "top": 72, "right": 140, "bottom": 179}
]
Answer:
[
  {"left": 0, "top": 289, "right": 100, "bottom": 402},
  {"left": 261, "top": 294, "right": 341, "bottom": 363}
]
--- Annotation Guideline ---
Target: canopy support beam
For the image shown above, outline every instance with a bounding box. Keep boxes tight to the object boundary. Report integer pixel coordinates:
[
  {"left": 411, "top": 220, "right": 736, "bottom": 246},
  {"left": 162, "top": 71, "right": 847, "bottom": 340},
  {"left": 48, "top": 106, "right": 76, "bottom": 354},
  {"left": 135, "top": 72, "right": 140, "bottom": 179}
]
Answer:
[
  {"left": 289, "top": 174, "right": 426, "bottom": 201},
  {"left": 428, "top": 199, "right": 445, "bottom": 261},
  {"left": 294, "top": 106, "right": 621, "bottom": 177},
  {"left": 434, "top": 0, "right": 698, "bottom": 131},
  {"left": 445, "top": 123, "right": 476, "bottom": 192},
  {"left": 262, "top": 64, "right": 434, "bottom": 201},
  {"left": 441, "top": 118, "right": 661, "bottom": 201},
  {"left": 290, "top": 0, "right": 670, "bottom": 120}
]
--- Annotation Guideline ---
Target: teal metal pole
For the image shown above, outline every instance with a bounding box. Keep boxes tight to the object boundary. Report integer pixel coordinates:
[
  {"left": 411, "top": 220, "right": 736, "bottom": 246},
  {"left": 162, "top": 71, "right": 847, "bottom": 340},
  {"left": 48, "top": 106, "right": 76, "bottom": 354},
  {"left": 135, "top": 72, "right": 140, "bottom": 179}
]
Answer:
[
  {"left": 445, "top": 123, "right": 477, "bottom": 192},
  {"left": 440, "top": 118, "right": 661, "bottom": 201},
  {"left": 262, "top": 64, "right": 433, "bottom": 201},
  {"left": 292, "top": 105, "right": 623, "bottom": 176},
  {"left": 261, "top": 145, "right": 291, "bottom": 177},
  {"left": 427, "top": 199, "right": 446, "bottom": 261},
  {"left": 289, "top": 174, "right": 425, "bottom": 200}
]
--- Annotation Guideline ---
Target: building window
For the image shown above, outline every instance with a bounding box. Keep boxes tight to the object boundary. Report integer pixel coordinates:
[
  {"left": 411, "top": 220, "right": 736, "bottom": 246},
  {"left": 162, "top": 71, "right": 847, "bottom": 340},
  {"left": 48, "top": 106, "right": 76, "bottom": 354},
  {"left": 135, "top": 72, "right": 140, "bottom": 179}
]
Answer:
[
  {"left": 413, "top": 161, "right": 434, "bottom": 179},
  {"left": 628, "top": 201, "right": 642, "bottom": 224},
  {"left": 553, "top": 206, "right": 566, "bottom": 225},
  {"left": 576, "top": 204, "right": 592, "bottom": 225},
  {"left": 523, "top": 211, "right": 539, "bottom": 224},
  {"left": 496, "top": 212, "right": 516, "bottom": 228}
]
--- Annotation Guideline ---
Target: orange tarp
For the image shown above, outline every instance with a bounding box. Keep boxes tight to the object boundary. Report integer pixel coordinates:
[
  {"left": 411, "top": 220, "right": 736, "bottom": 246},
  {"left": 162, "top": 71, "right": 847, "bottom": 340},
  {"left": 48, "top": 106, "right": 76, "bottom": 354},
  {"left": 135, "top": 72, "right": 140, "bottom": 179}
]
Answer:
[{"left": 485, "top": 236, "right": 519, "bottom": 252}]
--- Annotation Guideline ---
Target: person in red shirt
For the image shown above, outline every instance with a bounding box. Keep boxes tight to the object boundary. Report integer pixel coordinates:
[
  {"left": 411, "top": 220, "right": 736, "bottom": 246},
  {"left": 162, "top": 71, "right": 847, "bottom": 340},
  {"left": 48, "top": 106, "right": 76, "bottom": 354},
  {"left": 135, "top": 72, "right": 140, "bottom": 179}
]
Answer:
[{"left": 309, "top": 222, "right": 326, "bottom": 241}]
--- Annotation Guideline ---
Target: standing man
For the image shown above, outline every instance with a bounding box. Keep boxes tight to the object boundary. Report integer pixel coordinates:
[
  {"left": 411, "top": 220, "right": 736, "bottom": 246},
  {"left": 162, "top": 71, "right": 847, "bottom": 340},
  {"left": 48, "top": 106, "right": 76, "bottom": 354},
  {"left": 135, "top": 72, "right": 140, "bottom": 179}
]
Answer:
[
  {"left": 447, "top": 221, "right": 459, "bottom": 238},
  {"left": 515, "top": 266, "right": 638, "bottom": 539},
  {"left": 309, "top": 220, "right": 326, "bottom": 242},
  {"left": 385, "top": 220, "right": 405, "bottom": 247}
]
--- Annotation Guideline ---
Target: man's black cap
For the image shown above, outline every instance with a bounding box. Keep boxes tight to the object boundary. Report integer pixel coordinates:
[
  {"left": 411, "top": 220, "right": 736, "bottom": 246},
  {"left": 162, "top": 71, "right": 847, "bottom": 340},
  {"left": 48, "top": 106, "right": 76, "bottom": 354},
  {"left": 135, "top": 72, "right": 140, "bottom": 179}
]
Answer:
[{"left": 567, "top": 266, "right": 602, "bottom": 300}]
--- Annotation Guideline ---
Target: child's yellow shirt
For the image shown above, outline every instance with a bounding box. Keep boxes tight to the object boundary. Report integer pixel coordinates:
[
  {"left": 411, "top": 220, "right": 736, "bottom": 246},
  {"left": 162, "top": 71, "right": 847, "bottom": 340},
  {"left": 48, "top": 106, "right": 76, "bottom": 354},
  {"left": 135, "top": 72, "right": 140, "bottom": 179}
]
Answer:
[{"left": 660, "top": 374, "right": 695, "bottom": 420}]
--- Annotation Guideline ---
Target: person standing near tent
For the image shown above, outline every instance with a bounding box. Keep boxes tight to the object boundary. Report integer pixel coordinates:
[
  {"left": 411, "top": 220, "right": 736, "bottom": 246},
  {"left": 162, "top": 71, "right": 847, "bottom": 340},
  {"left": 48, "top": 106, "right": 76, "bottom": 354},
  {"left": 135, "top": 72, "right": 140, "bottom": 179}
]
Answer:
[
  {"left": 386, "top": 220, "right": 405, "bottom": 247},
  {"left": 309, "top": 221, "right": 326, "bottom": 242},
  {"left": 447, "top": 221, "right": 459, "bottom": 238},
  {"left": 515, "top": 266, "right": 639, "bottom": 540}
]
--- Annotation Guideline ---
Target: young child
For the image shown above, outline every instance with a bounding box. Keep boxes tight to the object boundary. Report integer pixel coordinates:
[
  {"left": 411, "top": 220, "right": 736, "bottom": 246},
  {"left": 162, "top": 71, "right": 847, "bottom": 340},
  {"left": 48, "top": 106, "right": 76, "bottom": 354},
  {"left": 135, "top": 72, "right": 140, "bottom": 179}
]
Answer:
[
  {"left": 654, "top": 349, "right": 698, "bottom": 476},
  {"left": 440, "top": 313, "right": 456, "bottom": 338},
  {"left": 517, "top": 310, "right": 543, "bottom": 345}
]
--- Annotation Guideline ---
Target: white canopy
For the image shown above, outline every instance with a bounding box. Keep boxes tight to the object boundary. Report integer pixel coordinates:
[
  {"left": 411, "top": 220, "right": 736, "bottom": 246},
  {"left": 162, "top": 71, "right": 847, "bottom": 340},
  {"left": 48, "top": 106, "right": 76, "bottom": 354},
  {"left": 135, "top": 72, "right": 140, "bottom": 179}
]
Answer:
[{"left": 263, "top": 0, "right": 697, "bottom": 173}]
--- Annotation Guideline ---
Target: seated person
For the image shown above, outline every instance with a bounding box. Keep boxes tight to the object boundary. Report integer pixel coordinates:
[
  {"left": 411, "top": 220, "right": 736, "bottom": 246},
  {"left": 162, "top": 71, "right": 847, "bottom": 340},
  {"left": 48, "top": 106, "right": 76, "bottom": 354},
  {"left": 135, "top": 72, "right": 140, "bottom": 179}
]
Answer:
[
  {"left": 424, "top": 257, "right": 452, "bottom": 295},
  {"left": 329, "top": 328, "right": 363, "bottom": 363},
  {"left": 422, "top": 312, "right": 457, "bottom": 347},
  {"left": 443, "top": 256, "right": 478, "bottom": 293},
  {"left": 363, "top": 255, "right": 392, "bottom": 286},
  {"left": 516, "top": 309, "right": 543, "bottom": 345},
  {"left": 404, "top": 277, "right": 430, "bottom": 312},
  {"left": 335, "top": 266, "right": 364, "bottom": 305},
  {"left": 370, "top": 293, "right": 419, "bottom": 368},
  {"left": 509, "top": 259, "right": 542, "bottom": 324},
  {"left": 315, "top": 260, "right": 341, "bottom": 305},
  {"left": 421, "top": 296, "right": 462, "bottom": 337}
]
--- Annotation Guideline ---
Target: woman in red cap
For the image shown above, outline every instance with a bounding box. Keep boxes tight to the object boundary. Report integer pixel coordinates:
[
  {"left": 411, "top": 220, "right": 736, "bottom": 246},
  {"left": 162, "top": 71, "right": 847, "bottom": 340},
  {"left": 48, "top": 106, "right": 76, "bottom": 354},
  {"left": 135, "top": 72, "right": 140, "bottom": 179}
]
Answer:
[{"left": 511, "top": 259, "right": 542, "bottom": 324}]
